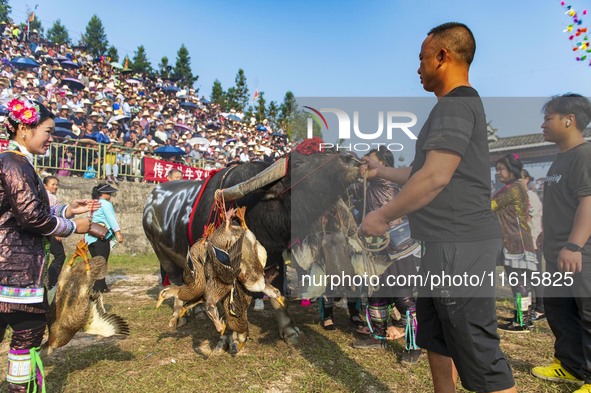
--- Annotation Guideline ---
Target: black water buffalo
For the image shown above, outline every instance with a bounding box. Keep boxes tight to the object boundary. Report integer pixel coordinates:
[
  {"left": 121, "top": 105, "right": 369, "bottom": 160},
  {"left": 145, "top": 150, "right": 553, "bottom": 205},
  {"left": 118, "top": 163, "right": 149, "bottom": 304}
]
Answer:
[{"left": 143, "top": 151, "right": 360, "bottom": 343}]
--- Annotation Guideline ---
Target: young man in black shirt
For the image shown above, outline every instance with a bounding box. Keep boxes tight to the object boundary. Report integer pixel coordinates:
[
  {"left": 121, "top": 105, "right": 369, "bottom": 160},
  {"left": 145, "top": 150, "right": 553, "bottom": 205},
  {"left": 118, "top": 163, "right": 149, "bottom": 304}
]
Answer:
[
  {"left": 531, "top": 94, "right": 591, "bottom": 393},
  {"left": 361, "top": 22, "right": 516, "bottom": 393}
]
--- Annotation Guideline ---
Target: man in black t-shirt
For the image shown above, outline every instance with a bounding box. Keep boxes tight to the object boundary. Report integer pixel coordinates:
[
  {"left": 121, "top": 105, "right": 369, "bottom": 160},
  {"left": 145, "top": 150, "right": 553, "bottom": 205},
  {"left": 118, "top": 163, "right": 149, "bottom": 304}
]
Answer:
[
  {"left": 360, "top": 23, "right": 516, "bottom": 393},
  {"left": 531, "top": 94, "right": 591, "bottom": 392}
]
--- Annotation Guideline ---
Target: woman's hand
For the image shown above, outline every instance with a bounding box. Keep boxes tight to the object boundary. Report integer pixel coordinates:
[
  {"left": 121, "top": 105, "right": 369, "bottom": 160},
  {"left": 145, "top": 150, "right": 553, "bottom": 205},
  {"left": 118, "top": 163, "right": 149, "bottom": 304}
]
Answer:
[
  {"left": 115, "top": 231, "right": 124, "bottom": 244},
  {"left": 73, "top": 217, "right": 92, "bottom": 234},
  {"left": 66, "top": 199, "right": 101, "bottom": 217}
]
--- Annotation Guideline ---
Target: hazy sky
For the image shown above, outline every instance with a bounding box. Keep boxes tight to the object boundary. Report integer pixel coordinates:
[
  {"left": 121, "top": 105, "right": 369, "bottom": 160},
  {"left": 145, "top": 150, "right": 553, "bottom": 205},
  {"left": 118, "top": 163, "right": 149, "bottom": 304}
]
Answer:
[{"left": 8, "top": 0, "right": 590, "bottom": 141}]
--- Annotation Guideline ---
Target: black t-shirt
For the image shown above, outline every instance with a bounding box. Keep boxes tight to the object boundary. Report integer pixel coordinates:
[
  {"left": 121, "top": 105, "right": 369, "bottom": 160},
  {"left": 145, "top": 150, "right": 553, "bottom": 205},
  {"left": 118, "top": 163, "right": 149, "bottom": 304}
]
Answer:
[
  {"left": 408, "top": 86, "right": 501, "bottom": 242},
  {"left": 543, "top": 142, "right": 591, "bottom": 263}
]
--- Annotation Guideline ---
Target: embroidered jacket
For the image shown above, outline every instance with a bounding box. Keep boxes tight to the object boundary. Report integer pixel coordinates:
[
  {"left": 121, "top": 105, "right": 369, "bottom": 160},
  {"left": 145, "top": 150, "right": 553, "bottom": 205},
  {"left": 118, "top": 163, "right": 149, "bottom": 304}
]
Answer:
[{"left": 0, "top": 149, "right": 75, "bottom": 291}]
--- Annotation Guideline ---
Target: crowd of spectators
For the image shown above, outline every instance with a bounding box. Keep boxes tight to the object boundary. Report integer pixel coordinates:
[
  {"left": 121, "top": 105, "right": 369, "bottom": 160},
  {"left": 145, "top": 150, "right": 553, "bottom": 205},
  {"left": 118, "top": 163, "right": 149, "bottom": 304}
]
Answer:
[{"left": 0, "top": 21, "right": 290, "bottom": 181}]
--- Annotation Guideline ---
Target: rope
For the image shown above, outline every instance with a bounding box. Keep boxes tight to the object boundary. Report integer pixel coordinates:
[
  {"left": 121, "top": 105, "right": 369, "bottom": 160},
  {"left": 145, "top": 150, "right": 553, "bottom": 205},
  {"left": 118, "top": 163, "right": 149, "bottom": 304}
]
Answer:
[
  {"left": 516, "top": 293, "right": 523, "bottom": 326},
  {"left": 279, "top": 154, "right": 339, "bottom": 197},
  {"left": 27, "top": 347, "right": 46, "bottom": 393},
  {"left": 404, "top": 310, "right": 419, "bottom": 350}
]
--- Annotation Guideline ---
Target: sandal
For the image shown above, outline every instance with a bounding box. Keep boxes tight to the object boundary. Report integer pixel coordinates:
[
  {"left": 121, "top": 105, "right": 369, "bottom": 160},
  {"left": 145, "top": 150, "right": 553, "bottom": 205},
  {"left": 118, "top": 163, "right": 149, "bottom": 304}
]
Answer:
[{"left": 321, "top": 318, "right": 336, "bottom": 331}]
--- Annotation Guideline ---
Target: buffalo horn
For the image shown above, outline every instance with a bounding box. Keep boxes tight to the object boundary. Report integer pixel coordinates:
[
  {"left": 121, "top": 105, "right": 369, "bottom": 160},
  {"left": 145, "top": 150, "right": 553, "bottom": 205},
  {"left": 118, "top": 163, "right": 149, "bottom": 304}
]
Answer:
[{"left": 219, "top": 157, "right": 288, "bottom": 201}]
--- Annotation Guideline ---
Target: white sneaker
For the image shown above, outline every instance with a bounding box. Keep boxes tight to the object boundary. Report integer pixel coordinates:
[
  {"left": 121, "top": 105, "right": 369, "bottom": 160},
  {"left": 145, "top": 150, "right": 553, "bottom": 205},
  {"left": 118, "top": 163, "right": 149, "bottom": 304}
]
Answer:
[{"left": 253, "top": 298, "right": 265, "bottom": 311}]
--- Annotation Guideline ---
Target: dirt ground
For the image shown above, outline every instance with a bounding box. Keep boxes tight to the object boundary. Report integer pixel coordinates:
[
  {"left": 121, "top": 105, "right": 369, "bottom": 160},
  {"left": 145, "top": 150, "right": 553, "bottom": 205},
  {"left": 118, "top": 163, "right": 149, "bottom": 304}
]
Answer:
[{"left": 0, "top": 265, "right": 576, "bottom": 392}]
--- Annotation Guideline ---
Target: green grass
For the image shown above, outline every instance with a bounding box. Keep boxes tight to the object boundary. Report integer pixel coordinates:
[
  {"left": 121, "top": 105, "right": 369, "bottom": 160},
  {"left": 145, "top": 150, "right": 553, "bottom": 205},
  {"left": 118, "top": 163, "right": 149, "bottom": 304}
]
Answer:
[{"left": 0, "top": 255, "right": 577, "bottom": 392}]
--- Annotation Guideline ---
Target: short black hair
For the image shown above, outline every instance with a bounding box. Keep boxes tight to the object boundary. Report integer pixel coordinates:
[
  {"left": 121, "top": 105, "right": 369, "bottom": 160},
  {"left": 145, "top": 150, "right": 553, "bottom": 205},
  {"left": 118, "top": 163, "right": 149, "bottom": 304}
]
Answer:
[
  {"left": 428, "top": 22, "right": 476, "bottom": 65},
  {"left": 543, "top": 93, "right": 591, "bottom": 131},
  {"left": 42, "top": 175, "right": 58, "bottom": 185},
  {"left": 366, "top": 146, "right": 394, "bottom": 168}
]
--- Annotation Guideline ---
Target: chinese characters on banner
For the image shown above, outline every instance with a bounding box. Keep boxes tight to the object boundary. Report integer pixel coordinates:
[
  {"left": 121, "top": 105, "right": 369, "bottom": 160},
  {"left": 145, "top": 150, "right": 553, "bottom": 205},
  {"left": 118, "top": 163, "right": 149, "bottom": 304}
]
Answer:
[{"left": 143, "top": 156, "right": 213, "bottom": 182}]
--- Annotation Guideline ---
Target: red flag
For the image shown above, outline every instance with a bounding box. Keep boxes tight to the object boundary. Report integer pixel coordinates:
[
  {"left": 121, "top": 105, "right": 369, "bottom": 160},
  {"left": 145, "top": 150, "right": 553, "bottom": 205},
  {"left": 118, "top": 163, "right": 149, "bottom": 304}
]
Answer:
[
  {"left": 28, "top": 12, "right": 35, "bottom": 23},
  {"left": 252, "top": 89, "right": 259, "bottom": 102}
]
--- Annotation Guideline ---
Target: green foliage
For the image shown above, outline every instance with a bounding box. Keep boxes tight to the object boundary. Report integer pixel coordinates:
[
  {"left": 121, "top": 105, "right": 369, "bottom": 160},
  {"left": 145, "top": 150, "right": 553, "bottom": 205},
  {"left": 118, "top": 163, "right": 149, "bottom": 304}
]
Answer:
[
  {"left": 224, "top": 87, "right": 239, "bottom": 112},
  {"left": 84, "top": 14, "right": 109, "bottom": 56},
  {"left": 233, "top": 69, "right": 249, "bottom": 111},
  {"left": 210, "top": 79, "right": 225, "bottom": 108},
  {"left": 132, "top": 45, "right": 152, "bottom": 74},
  {"left": 106, "top": 45, "right": 119, "bottom": 63},
  {"left": 173, "top": 44, "right": 198, "bottom": 89},
  {"left": 279, "top": 91, "right": 297, "bottom": 129},
  {"left": 158, "top": 56, "right": 170, "bottom": 77},
  {"left": 46, "top": 19, "right": 70, "bottom": 45},
  {"left": 0, "top": 0, "right": 10, "bottom": 23},
  {"left": 255, "top": 91, "right": 267, "bottom": 123},
  {"left": 288, "top": 109, "right": 321, "bottom": 140},
  {"left": 267, "top": 101, "right": 279, "bottom": 129}
]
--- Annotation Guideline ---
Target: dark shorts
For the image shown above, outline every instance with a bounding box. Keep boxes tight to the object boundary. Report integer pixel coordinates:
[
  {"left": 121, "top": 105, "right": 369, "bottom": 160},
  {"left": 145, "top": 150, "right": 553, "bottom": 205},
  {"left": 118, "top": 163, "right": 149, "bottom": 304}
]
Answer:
[{"left": 416, "top": 239, "right": 515, "bottom": 392}]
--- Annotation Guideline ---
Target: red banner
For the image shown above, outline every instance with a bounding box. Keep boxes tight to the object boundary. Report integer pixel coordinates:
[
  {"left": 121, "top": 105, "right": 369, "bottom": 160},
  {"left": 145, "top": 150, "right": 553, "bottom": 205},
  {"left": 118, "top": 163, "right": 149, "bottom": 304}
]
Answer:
[
  {"left": 0, "top": 139, "right": 8, "bottom": 152},
  {"left": 143, "top": 156, "right": 213, "bottom": 182}
]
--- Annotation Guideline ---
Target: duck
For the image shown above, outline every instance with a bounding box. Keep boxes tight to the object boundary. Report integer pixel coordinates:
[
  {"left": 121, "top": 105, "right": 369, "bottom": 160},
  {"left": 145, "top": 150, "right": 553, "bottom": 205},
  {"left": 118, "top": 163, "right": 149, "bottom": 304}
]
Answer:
[
  {"left": 42, "top": 240, "right": 130, "bottom": 356},
  {"left": 156, "top": 240, "right": 207, "bottom": 319}
]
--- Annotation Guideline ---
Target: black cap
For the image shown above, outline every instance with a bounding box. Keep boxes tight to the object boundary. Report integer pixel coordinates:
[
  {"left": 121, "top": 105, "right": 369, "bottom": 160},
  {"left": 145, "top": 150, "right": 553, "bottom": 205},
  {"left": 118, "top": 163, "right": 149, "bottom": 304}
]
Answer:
[{"left": 97, "top": 184, "right": 118, "bottom": 194}]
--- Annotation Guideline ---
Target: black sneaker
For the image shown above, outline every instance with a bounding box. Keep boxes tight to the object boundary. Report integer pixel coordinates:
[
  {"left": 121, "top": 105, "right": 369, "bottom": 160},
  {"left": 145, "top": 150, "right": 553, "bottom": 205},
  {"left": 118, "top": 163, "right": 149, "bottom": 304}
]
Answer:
[
  {"left": 401, "top": 349, "right": 422, "bottom": 364},
  {"left": 351, "top": 338, "right": 387, "bottom": 349},
  {"left": 499, "top": 321, "right": 531, "bottom": 333}
]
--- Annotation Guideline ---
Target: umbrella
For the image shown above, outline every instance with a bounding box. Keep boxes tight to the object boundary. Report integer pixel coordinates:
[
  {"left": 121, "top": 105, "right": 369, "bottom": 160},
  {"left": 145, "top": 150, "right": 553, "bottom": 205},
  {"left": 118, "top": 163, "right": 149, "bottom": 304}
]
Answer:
[
  {"left": 153, "top": 145, "right": 186, "bottom": 158},
  {"left": 0, "top": 105, "right": 8, "bottom": 116},
  {"left": 110, "top": 62, "right": 123, "bottom": 70},
  {"left": 175, "top": 123, "right": 193, "bottom": 132},
  {"left": 256, "top": 125, "right": 268, "bottom": 132},
  {"left": 54, "top": 127, "right": 77, "bottom": 139},
  {"left": 224, "top": 138, "right": 237, "bottom": 145},
  {"left": 86, "top": 131, "right": 111, "bottom": 144},
  {"left": 54, "top": 118, "right": 73, "bottom": 130},
  {"left": 61, "top": 78, "right": 85, "bottom": 91},
  {"left": 53, "top": 54, "right": 68, "bottom": 61},
  {"left": 272, "top": 132, "right": 285, "bottom": 137},
  {"left": 10, "top": 57, "right": 39, "bottom": 69},
  {"left": 109, "top": 114, "right": 130, "bottom": 123},
  {"left": 226, "top": 114, "right": 241, "bottom": 122},
  {"left": 179, "top": 101, "right": 198, "bottom": 110},
  {"left": 187, "top": 137, "right": 209, "bottom": 146},
  {"left": 121, "top": 68, "right": 133, "bottom": 74},
  {"left": 162, "top": 85, "right": 180, "bottom": 93},
  {"left": 125, "top": 78, "right": 142, "bottom": 85},
  {"left": 60, "top": 60, "right": 79, "bottom": 69}
]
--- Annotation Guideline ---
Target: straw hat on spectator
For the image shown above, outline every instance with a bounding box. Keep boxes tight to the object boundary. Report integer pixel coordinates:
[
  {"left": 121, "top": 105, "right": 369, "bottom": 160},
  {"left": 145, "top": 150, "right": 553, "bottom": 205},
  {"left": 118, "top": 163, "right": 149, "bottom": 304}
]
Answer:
[
  {"left": 90, "top": 111, "right": 99, "bottom": 118},
  {"left": 75, "top": 108, "right": 85, "bottom": 114},
  {"left": 96, "top": 117, "right": 105, "bottom": 123},
  {"left": 135, "top": 138, "right": 150, "bottom": 149}
]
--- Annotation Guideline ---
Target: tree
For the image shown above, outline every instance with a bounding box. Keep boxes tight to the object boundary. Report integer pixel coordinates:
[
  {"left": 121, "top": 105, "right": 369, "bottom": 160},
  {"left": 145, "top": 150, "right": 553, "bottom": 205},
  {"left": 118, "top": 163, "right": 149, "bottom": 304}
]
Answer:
[
  {"left": 173, "top": 44, "right": 198, "bottom": 89},
  {"left": 255, "top": 92, "right": 267, "bottom": 123},
  {"left": 233, "top": 69, "right": 249, "bottom": 111},
  {"left": 224, "top": 87, "right": 239, "bottom": 112},
  {"left": 46, "top": 19, "right": 70, "bottom": 45},
  {"left": 279, "top": 91, "right": 297, "bottom": 127},
  {"left": 106, "top": 45, "right": 119, "bottom": 63},
  {"left": 0, "top": 0, "right": 10, "bottom": 24},
  {"left": 211, "top": 79, "right": 225, "bottom": 108},
  {"left": 132, "top": 45, "right": 152, "bottom": 74},
  {"left": 267, "top": 100, "right": 279, "bottom": 129},
  {"left": 158, "top": 56, "right": 171, "bottom": 77},
  {"left": 84, "top": 15, "right": 109, "bottom": 56}
]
